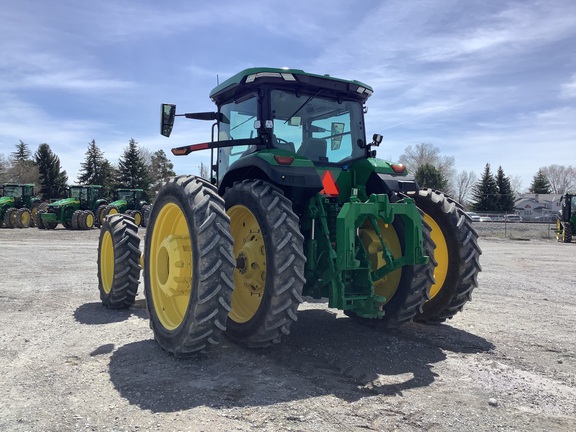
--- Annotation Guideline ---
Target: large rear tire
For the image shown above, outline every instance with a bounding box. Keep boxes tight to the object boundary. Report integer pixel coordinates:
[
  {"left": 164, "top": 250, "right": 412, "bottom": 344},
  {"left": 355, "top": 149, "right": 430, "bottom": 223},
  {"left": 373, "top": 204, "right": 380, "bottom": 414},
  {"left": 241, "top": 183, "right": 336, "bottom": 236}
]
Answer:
[
  {"left": 223, "top": 180, "right": 305, "bottom": 348},
  {"left": 36, "top": 203, "right": 48, "bottom": 229},
  {"left": 562, "top": 222, "right": 573, "bottom": 243},
  {"left": 98, "top": 214, "right": 141, "bottom": 309},
  {"left": 144, "top": 176, "right": 234, "bottom": 357},
  {"left": 411, "top": 189, "right": 482, "bottom": 323}
]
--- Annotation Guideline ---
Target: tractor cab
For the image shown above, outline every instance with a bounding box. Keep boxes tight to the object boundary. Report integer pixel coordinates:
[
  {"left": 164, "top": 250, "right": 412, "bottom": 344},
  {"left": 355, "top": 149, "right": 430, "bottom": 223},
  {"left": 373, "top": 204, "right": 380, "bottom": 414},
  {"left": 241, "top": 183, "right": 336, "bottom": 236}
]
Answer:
[
  {"left": 70, "top": 185, "right": 103, "bottom": 210},
  {"left": 2, "top": 184, "right": 34, "bottom": 205},
  {"left": 115, "top": 188, "right": 145, "bottom": 207}
]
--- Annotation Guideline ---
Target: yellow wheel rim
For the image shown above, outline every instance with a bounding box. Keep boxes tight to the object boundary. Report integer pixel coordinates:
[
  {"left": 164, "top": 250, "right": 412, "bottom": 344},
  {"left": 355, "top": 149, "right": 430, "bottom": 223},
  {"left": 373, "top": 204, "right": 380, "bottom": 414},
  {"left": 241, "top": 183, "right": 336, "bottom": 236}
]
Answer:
[
  {"left": 85, "top": 213, "right": 94, "bottom": 227},
  {"left": 149, "top": 202, "right": 192, "bottom": 330},
  {"left": 109, "top": 208, "right": 118, "bottom": 215},
  {"left": 359, "top": 219, "right": 402, "bottom": 302},
  {"left": 556, "top": 219, "right": 561, "bottom": 241},
  {"left": 228, "top": 205, "right": 266, "bottom": 323},
  {"left": 31, "top": 207, "right": 38, "bottom": 221},
  {"left": 21, "top": 211, "right": 30, "bottom": 226},
  {"left": 133, "top": 212, "right": 141, "bottom": 226},
  {"left": 100, "top": 231, "right": 114, "bottom": 294},
  {"left": 424, "top": 213, "right": 449, "bottom": 299},
  {"left": 9, "top": 211, "right": 17, "bottom": 226}
]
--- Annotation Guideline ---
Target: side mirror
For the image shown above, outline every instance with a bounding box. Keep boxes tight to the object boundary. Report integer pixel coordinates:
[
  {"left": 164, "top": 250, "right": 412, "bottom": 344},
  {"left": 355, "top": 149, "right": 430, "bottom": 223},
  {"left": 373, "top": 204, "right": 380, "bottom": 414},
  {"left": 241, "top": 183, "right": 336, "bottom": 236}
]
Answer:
[
  {"left": 330, "top": 122, "right": 345, "bottom": 150},
  {"left": 161, "top": 104, "right": 176, "bottom": 137}
]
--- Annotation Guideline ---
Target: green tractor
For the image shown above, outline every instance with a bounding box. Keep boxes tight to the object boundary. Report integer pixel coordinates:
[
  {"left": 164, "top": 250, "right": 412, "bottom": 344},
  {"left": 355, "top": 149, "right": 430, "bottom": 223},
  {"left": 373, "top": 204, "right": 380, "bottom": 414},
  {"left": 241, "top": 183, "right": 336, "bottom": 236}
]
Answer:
[
  {"left": 98, "top": 188, "right": 150, "bottom": 227},
  {"left": 97, "top": 67, "right": 481, "bottom": 356},
  {"left": 555, "top": 193, "right": 575, "bottom": 243},
  {"left": 38, "top": 185, "right": 108, "bottom": 230},
  {"left": 0, "top": 183, "right": 42, "bottom": 228}
]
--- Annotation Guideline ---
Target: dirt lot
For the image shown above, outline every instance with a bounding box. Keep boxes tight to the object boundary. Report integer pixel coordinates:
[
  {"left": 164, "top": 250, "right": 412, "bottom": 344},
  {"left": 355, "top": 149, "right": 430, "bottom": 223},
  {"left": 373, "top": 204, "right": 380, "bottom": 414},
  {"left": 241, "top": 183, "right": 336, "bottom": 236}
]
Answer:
[{"left": 1, "top": 226, "right": 576, "bottom": 432}]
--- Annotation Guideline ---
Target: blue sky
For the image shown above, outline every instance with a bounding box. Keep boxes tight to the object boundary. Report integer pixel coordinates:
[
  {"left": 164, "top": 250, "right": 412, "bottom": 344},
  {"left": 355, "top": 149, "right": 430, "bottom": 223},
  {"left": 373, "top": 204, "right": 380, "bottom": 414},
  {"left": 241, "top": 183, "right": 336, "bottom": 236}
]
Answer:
[{"left": 1, "top": 0, "right": 575, "bottom": 190}]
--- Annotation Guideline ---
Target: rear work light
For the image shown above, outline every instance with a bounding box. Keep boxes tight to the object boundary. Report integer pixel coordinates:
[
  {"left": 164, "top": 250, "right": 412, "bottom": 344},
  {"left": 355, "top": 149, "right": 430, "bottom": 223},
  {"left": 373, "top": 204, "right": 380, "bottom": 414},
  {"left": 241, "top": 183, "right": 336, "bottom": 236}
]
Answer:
[{"left": 390, "top": 163, "right": 406, "bottom": 174}]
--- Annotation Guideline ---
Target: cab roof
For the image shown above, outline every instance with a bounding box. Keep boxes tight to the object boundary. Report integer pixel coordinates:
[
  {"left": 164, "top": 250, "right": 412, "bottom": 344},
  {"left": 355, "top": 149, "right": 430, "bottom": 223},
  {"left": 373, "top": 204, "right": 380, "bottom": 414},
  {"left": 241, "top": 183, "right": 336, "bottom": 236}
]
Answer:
[{"left": 209, "top": 67, "right": 374, "bottom": 105}]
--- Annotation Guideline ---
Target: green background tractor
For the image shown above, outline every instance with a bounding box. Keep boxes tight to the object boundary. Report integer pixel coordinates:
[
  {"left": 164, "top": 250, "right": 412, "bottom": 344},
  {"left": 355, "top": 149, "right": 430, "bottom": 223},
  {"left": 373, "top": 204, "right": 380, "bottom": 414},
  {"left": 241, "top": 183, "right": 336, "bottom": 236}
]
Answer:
[
  {"left": 556, "top": 193, "right": 575, "bottom": 243},
  {"left": 98, "top": 188, "right": 150, "bottom": 227},
  {"left": 0, "top": 184, "right": 41, "bottom": 228},
  {"left": 38, "top": 185, "right": 108, "bottom": 230},
  {"left": 98, "top": 67, "right": 482, "bottom": 357}
]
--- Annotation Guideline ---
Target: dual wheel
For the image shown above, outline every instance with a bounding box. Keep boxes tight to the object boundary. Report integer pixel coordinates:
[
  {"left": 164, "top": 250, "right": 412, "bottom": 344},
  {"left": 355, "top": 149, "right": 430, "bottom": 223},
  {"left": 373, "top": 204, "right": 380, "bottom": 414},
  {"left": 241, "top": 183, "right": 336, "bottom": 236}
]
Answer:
[
  {"left": 556, "top": 219, "right": 573, "bottom": 243},
  {"left": 98, "top": 176, "right": 305, "bottom": 356},
  {"left": 349, "top": 188, "right": 481, "bottom": 325},
  {"left": 2, "top": 207, "right": 32, "bottom": 228}
]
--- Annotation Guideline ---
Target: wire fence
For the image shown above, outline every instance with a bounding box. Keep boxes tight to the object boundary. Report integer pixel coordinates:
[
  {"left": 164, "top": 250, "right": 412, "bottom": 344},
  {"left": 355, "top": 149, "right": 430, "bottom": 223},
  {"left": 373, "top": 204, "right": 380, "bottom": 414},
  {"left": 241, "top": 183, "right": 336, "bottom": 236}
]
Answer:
[{"left": 470, "top": 219, "right": 558, "bottom": 240}]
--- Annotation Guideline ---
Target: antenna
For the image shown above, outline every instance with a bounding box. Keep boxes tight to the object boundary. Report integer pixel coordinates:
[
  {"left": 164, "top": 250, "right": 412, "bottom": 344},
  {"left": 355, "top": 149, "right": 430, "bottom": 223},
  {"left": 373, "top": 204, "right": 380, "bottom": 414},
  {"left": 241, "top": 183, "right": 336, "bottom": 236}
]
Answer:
[{"left": 217, "top": 74, "right": 220, "bottom": 85}]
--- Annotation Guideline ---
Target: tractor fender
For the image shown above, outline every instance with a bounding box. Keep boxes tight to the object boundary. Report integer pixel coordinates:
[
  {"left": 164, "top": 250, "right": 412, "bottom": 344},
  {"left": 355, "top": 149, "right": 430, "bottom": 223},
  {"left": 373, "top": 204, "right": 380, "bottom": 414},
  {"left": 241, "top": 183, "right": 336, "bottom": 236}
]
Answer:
[{"left": 218, "top": 154, "right": 323, "bottom": 201}]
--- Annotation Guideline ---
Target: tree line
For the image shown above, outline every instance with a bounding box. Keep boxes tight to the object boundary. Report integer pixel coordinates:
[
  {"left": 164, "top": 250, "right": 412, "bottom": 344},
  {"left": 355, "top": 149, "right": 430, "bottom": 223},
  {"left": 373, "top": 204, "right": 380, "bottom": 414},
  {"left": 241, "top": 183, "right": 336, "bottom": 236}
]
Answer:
[
  {"left": 0, "top": 139, "right": 176, "bottom": 200},
  {"left": 399, "top": 143, "right": 576, "bottom": 212}
]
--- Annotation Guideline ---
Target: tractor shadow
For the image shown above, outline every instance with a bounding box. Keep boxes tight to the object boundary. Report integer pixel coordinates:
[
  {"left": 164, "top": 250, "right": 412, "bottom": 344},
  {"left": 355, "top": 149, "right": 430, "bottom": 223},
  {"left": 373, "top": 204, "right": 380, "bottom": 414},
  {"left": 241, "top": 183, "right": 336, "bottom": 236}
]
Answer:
[
  {"left": 106, "top": 306, "right": 494, "bottom": 413},
  {"left": 74, "top": 299, "right": 148, "bottom": 325}
]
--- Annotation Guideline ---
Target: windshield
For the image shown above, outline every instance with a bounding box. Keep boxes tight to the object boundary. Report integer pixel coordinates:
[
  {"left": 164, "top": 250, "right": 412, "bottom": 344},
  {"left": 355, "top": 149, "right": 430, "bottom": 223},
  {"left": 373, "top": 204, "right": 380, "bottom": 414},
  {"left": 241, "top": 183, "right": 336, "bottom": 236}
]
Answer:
[
  {"left": 3, "top": 186, "right": 21, "bottom": 198},
  {"left": 117, "top": 190, "right": 134, "bottom": 201},
  {"left": 270, "top": 89, "right": 366, "bottom": 164},
  {"left": 70, "top": 187, "right": 88, "bottom": 201}
]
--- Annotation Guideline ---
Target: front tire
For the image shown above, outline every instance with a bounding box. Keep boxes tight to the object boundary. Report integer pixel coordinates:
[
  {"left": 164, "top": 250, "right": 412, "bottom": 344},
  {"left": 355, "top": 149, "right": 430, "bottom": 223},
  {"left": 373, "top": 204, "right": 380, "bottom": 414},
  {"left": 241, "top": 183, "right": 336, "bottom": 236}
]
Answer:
[
  {"left": 223, "top": 180, "right": 305, "bottom": 348},
  {"left": 15, "top": 208, "right": 31, "bottom": 228},
  {"left": 145, "top": 176, "right": 235, "bottom": 357},
  {"left": 98, "top": 214, "right": 141, "bottom": 309},
  {"left": 411, "top": 189, "right": 482, "bottom": 323}
]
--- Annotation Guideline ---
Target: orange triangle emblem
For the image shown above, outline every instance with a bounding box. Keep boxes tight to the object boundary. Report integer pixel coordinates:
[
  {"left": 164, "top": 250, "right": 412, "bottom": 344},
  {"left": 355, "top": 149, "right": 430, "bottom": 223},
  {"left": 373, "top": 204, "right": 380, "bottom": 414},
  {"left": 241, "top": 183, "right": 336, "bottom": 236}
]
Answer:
[{"left": 320, "top": 171, "right": 339, "bottom": 196}]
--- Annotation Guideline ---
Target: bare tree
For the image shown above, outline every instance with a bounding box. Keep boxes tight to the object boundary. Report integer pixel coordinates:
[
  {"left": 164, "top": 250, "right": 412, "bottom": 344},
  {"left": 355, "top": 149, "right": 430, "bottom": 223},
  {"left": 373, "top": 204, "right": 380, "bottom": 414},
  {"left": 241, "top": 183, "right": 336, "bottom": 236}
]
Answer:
[
  {"left": 509, "top": 175, "right": 524, "bottom": 196},
  {"left": 540, "top": 164, "right": 576, "bottom": 194},
  {"left": 399, "top": 143, "right": 455, "bottom": 194},
  {"left": 454, "top": 170, "right": 476, "bottom": 205}
]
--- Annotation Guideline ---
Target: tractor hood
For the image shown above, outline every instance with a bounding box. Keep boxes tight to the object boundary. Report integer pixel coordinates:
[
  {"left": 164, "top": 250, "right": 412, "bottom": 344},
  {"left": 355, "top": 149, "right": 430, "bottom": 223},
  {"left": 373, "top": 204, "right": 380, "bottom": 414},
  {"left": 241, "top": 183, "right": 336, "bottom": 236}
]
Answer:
[
  {"left": 49, "top": 197, "right": 79, "bottom": 208},
  {"left": 110, "top": 199, "right": 127, "bottom": 207},
  {"left": 0, "top": 196, "right": 15, "bottom": 207}
]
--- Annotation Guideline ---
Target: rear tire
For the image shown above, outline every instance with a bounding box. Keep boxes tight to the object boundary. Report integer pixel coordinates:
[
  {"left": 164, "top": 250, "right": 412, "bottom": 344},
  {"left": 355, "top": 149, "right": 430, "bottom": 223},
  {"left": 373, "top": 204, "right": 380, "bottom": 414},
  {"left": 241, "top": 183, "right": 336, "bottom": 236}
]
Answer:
[
  {"left": 95, "top": 204, "right": 107, "bottom": 228},
  {"left": 223, "top": 180, "right": 305, "bottom": 348},
  {"left": 72, "top": 210, "right": 82, "bottom": 230},
  {"left": 145, "top": 175, "right": 234, "bottom": 357},
  {"left": 98, "top": 214, "right": 141, "bottom": 309},
  {"left": 411, "top": 189, "right": 482, "bottom": 323},
  {"left": 141, "top": 204, "right": 151, "bottom": 227},
  {"left": 36, "top": 203, "right": 48, "bottom": 229},
  {"left": 30, "top": 202, "right": 40, "bottom": 227}
]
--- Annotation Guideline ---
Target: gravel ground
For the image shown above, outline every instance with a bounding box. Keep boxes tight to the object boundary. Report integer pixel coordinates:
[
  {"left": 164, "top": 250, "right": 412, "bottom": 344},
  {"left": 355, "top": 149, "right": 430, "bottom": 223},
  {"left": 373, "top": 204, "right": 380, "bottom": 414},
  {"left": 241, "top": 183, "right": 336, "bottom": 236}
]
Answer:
[{"left": 1, "top": 226, "right": 575, "bottom": 431}]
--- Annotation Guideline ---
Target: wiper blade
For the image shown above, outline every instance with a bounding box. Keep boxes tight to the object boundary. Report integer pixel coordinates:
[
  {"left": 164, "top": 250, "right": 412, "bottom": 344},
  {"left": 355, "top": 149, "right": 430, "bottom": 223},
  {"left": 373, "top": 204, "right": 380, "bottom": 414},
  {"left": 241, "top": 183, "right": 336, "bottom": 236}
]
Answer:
[{"left": 284, "top": 90, "right": 322, "bottom": 124}]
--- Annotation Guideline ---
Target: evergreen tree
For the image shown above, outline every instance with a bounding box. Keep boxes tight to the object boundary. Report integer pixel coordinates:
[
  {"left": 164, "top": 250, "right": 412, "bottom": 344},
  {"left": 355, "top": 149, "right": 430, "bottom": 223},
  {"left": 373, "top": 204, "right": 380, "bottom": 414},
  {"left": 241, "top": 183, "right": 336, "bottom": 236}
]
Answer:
[
  {"left": 34, "top": 143, "right": 68, "bottom": 199},
  {"left": 8, "top": 141, "right": 40, "bottom": 184},
  {"left": 529, "top": 169, "right": 552, "bottom": 194},
  {"left": 11, "top": 140, "right": 31, "bottom": 161},
  {"left": 495, "top": 166, "right": 515, "bottom": 212},
  {"left": 471, "top": 163, "right": 498, "bottom": 211},
  {"left": 414, "top": 163, "right": 449, "bottom": 191},
  {"left": 117, "top": 138, "right": 151, "bottom": 192},
  {"left": 77, "top": 140, "right": 116, "bottom": 195},
  {"left": 149, "top": 149, "right": 176, "bottom": 191}
]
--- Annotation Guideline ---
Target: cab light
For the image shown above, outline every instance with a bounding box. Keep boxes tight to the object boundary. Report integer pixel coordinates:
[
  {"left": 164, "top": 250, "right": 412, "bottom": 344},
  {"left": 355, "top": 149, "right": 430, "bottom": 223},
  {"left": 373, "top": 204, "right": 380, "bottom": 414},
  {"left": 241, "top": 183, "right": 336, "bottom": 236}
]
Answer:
[
  {"left": 391, "top": 163, "right": 406, "bottom": 174},
  {"left": 274, "top": 155, "right": 295, "bottom": 165}
]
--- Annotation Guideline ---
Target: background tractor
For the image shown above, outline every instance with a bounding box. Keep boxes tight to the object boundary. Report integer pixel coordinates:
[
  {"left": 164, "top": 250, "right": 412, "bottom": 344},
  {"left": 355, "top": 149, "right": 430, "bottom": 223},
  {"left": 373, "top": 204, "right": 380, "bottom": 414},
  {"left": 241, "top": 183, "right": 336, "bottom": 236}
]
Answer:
[
  {"left": 0, "top": 183, "right": 41, "bottom": 228},
  {"left": 556, "top": 193, "right": 575, "bottom": 243},
  {"left": 38, "top": 185, "right": 107, "bottom": 230},
  {"left": 98, "top": 188, "right": 150, "bottom": 227},
  {"left": 98, "top": 67, "right": 481, "bottom": 357}
]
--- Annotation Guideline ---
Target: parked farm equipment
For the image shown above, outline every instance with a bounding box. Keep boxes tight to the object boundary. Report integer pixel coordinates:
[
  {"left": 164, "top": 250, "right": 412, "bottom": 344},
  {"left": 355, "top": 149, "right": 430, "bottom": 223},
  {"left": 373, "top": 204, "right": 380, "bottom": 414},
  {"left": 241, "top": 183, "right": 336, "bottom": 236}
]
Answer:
[
  {"left": 37, "top": 185, "right": 107, "bottom": 230},
  {"left": 556, "top": 193, "right": 575, "bottom": 243},
  {"left": 98, "top": 67, "right": 482, "bottom": 357},
  {"left": 0, "top": 183, "right": 41, "bottom": 228},
  {"left": 98, "top": 188, "right": 150, "bottom": 227}
]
